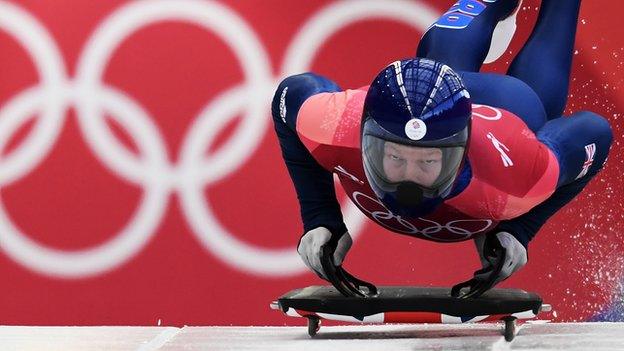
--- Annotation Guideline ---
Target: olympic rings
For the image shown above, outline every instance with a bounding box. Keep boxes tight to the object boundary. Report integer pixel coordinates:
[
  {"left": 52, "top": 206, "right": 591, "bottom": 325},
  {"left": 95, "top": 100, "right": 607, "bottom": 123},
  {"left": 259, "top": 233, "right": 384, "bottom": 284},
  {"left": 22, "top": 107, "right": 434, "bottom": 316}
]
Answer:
[
  {"left": 352, "top": 191, "right": 492, "bottom": 241},
  {"left": 0, "top": 0, "right": 439, "bottom": 278}
]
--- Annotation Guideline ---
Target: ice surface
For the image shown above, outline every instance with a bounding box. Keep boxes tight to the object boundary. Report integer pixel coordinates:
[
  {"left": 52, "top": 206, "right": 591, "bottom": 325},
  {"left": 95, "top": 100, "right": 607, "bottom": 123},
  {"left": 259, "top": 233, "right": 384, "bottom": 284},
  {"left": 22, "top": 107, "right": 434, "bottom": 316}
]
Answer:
[
  {"left": 0, "top": 326, "right": 178, "bottom": 351},
  {"left": 0, "top": 323, "right": 622, "bottom": 350}
]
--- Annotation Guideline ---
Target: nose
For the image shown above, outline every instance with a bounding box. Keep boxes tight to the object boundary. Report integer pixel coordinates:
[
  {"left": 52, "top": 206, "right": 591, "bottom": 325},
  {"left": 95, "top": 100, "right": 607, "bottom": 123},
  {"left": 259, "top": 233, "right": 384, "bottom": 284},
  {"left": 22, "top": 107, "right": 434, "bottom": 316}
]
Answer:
[{"left": 404, "top": 162, "right": 424, "bottom": 184}]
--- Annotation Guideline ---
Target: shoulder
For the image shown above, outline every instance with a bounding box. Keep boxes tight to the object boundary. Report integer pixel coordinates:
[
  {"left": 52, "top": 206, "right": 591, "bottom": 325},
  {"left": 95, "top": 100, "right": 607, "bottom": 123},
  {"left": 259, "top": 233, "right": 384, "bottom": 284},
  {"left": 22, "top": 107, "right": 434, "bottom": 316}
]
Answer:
[
  {"left": 468, "top": 105, "right": 557, "bottom": 197},
  {"left": 297, "top": 87, "right": 368, "bottom": 150},
  {"left": 271, "top": 72, "right": 341, "bottom": 129},
  {"left": 448, "top": 104, "right": 558, "bottom": 219}
]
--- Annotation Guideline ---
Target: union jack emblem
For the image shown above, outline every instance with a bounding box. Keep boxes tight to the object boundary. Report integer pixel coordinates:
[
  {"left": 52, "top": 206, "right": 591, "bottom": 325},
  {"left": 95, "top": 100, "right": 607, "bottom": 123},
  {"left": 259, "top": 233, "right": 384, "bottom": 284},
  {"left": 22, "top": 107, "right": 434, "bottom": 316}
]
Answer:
[{"left": 576, "top": 143, "right": 596, "bottom": 179}]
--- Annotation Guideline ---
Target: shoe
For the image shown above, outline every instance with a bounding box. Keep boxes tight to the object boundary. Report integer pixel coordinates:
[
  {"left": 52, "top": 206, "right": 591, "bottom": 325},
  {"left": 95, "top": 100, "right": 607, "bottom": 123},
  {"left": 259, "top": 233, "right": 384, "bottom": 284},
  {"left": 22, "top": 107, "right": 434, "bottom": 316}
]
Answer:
[{"left": 484, "top": 0, "right": 523, "bottom": 64}]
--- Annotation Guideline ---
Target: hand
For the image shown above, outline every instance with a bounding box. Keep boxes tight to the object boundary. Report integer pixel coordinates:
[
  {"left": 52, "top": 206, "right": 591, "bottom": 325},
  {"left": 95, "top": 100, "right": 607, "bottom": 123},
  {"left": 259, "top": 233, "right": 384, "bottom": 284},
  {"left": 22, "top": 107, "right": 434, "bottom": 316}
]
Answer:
[
  {"left": 477, "top": 231, "right": 527, "bottom": 284},
  {"left": 452, "top": 231, "right": 527, "bottom": 298},
  {"left": 297, "top": 227, "right": 352, "bottom": 280}
]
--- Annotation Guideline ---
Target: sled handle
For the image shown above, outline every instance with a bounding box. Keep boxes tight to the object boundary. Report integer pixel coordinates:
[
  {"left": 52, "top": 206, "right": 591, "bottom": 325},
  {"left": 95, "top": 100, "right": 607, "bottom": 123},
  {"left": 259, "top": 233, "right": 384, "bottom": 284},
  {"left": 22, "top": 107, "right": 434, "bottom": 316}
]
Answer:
[
  {"left": 451, "top": 247, "right": 507, "bottom": 299},
  {"left": 320, "top": 244, "right": 378, "bottom": 298}
]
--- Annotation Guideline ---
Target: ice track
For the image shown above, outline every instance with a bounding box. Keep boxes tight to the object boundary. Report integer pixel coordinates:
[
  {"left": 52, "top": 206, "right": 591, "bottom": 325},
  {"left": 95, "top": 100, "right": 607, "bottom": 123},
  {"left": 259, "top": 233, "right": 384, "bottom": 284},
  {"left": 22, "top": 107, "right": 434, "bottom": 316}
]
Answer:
[{"left": 1, "top": 323, "right": 623, "bottom": 350}]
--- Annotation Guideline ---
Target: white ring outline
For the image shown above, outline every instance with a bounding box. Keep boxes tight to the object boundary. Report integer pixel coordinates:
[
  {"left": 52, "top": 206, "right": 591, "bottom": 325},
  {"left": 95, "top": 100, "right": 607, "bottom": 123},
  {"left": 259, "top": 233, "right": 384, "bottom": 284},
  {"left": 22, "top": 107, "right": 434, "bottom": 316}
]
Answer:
[{"left": 0, "top": 0, "right": 66, "bottom": 186}]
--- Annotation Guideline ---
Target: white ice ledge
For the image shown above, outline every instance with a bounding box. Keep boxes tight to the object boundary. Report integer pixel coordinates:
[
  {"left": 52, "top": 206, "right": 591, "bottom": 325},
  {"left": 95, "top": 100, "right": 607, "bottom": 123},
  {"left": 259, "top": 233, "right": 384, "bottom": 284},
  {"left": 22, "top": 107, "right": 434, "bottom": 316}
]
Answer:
[{"left": 0, "top": 323, "right": 623, "bottom": 350}]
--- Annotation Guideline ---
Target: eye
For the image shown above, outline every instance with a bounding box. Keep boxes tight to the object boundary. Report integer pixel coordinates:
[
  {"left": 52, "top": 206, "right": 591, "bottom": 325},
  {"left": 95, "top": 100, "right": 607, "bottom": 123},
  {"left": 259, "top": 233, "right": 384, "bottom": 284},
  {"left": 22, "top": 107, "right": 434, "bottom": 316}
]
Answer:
[
  {"left": 390, "top": 154, "right": 402, "bottom": 161},
  {"left": 423, "top": 159, "right": 439, "bottom": 165}
]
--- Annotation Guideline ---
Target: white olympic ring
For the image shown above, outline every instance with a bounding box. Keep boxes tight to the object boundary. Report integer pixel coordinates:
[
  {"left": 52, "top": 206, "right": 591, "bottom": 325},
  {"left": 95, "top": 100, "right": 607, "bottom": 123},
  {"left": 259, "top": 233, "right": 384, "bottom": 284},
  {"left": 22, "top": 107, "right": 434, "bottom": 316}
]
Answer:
[
  {"left": 352, "top": 192, "right": 418, "bottom": 234},
  {"left": 352, "top": 191, "right": 492, "bottom": 241},
  {"left": 0, "top": 0, "right": 440, "bottom": 278},
  {"left": 472, "top": 104, "right": 503, "bottom": 120}
]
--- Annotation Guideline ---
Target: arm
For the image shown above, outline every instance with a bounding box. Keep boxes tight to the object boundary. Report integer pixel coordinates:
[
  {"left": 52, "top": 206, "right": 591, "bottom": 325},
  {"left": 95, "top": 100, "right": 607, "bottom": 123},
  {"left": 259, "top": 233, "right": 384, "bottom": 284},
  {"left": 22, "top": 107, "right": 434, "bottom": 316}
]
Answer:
[
  {"left": 454, "top": 182, "right": 588, "bottom": 298},
  {"left": 455, "top": 112, "right": 612, "bottom": 298},
  {"left": 497, "top": 111, "right": 613, "bottom": 249},
  {"left": 270, "top": 73, "right": 346, "bottom": 238},
  {"left": 495, "top": 176, "right": 594, "bottom": 248}
]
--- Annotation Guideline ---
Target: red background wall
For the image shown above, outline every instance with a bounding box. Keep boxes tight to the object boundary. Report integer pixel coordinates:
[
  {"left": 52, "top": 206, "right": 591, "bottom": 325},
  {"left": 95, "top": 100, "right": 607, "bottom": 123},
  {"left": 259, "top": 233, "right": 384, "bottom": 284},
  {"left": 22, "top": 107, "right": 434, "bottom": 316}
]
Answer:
[{"left": 0, "top": 0, "right": 622, "bottom": 326}]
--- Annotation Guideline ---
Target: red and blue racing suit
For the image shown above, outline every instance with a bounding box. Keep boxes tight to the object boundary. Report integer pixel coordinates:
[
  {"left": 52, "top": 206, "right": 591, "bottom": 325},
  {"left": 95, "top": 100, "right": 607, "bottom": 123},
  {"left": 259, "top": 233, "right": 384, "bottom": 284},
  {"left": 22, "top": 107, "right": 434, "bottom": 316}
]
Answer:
[{"left": 271, "top": 0, "right": 612, "bottom": 249}]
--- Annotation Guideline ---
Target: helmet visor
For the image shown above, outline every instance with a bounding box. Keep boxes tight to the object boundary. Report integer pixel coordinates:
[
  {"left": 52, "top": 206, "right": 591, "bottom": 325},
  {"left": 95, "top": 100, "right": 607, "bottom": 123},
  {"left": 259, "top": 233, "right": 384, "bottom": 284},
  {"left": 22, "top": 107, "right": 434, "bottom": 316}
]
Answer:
[{"left": 362, "top": 135, "right": 465, "bottom": 195}]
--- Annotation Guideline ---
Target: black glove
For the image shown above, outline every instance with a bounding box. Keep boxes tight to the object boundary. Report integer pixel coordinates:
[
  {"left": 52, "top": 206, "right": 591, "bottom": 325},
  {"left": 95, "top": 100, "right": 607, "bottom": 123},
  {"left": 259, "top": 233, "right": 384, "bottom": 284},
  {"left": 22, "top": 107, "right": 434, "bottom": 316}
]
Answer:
[
  {"left": 297, "top": 227, "right": 377, "bottom": 298},
  {"left": 452, "top": 231, "right": 528, "bottom": 298},
  {"left": 297, "top": 227, "right": 351, "bottom": 280}
]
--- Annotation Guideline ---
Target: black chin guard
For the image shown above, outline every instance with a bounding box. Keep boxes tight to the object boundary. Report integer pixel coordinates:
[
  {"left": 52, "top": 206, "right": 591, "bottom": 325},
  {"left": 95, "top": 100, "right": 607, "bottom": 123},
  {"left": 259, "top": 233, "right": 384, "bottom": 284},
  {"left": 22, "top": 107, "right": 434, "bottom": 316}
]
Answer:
[{"left": 396, "top": 182, "right": 424, "bottom": 206}]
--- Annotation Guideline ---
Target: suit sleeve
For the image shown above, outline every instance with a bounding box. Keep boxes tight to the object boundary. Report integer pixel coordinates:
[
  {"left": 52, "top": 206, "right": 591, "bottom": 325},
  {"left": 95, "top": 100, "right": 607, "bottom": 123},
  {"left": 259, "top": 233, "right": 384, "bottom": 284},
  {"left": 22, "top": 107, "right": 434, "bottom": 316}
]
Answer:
[{"left": 271, "top": 73, "right": 348, "bottom": 238}]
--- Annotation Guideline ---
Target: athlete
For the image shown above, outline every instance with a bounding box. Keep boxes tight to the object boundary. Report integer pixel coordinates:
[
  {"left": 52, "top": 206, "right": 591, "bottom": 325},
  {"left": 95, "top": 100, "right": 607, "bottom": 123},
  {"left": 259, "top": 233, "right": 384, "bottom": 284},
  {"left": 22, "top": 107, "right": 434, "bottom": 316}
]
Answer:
[{"left": 271, "top": 0, "right": 612, "bottom": 297}]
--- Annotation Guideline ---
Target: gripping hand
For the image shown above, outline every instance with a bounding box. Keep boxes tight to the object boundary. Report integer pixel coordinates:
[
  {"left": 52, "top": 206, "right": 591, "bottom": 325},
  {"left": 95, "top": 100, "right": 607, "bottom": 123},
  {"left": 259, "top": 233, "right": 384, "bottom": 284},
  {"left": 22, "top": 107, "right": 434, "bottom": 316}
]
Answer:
[
  {"left": 297, "top": 227, "right": 352, "bottom": 280},
  {"left": 452, "top": 231, "right": 527, "bottom": 298}
]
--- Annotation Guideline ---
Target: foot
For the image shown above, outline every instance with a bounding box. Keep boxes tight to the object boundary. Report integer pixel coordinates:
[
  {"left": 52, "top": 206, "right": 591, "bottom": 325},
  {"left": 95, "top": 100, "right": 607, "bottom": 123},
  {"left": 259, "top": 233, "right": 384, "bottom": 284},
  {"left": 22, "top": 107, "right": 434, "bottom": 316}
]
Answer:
[
  {"left": 499, "top": 0, "right": 522, "bottom": 22},
  {"left": 484, "top": 0, "right": 523, "bottom": 64}
]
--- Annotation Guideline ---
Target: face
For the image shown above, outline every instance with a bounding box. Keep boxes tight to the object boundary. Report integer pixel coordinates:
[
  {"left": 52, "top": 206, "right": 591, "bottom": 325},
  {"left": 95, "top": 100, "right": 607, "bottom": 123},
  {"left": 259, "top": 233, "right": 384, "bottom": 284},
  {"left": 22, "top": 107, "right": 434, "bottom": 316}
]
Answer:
[{"left": 382, "top": 141, "right": 443, "bottom": 187}]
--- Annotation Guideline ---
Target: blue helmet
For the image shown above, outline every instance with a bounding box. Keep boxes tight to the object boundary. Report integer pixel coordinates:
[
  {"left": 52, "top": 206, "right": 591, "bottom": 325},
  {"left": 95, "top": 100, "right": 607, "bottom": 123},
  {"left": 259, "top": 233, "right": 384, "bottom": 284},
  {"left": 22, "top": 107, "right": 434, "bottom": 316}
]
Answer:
[{"left": 361, "top": 58, "right": 472, "bottom": 218}]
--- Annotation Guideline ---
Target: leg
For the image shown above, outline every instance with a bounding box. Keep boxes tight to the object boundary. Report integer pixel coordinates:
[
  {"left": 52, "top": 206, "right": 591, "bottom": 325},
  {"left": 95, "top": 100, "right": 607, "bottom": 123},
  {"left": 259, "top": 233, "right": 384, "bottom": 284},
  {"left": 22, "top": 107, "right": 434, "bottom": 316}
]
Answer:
[
  {"left": 537, "top": 111, "right": 612, "bottom": 187},
  {"left": 417, "top": 0, "right": 520, "bottom": 72},
  {"left": 460, "top": 72, "right": 547, "bottom": 132},
  {"left": 507, "top": 0, "right": 583, "bottom": 119},
  {"left": 494, "top": 111, "right": 612, "bottom": 246}
]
